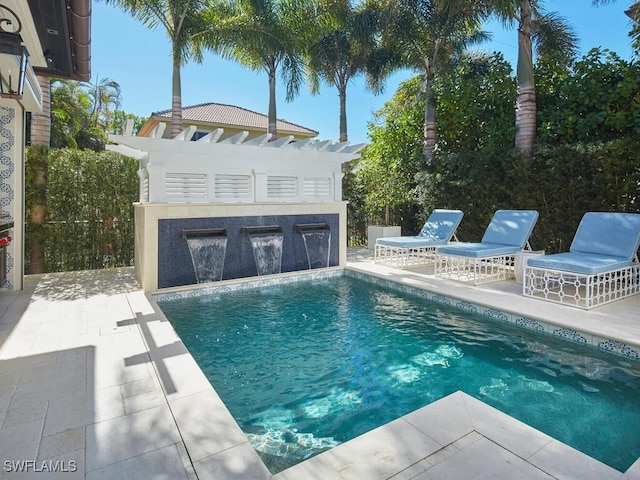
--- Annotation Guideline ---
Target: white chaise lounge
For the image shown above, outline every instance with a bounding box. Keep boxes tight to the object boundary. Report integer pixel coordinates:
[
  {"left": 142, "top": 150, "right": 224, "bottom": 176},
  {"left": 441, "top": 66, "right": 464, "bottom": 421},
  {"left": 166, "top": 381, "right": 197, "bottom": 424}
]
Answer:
[
  {"left": 435, "top": 210, "right": 539, "bottom": 285},
  {"left": 523, "top": 212, "right": 640, "bottom": 309},
  {"left": 374, "top": 209, "right": 464, "bottom": 268}
]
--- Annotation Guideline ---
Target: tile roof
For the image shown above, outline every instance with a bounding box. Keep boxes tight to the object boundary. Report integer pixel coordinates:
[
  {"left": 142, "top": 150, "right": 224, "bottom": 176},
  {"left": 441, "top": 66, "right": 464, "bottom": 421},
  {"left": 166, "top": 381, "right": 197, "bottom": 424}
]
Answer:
[{"left": 153, "top": 102, "right": 318, "bottom": 135}]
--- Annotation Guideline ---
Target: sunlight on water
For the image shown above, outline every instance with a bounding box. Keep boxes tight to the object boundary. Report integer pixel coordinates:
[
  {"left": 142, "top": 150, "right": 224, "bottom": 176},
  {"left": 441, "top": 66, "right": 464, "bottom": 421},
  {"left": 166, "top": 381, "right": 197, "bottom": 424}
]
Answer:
[
  {"left": 386, "top": 364, "right": 422, "bottom": 384},
  {"left": 246, "top": 430, "right": 340, "bottom": 459},
  {"left": 302, "top": 389, "right": 363, "bottom": 419}
]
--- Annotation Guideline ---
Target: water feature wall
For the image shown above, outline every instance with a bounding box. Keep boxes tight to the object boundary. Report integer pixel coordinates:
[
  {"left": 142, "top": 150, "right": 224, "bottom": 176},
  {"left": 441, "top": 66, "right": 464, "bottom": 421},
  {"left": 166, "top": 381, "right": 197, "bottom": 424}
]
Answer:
[
  {"left": 108, "top": 126, "right": 362, "bottom": 292},
  {"left": 296, "top": 223, "right": 331, "bottom": 269},
  {"left": 243, "top": 226, "right": 284, "bottom": 276},
  {"left": 157, "top": 213, "right": 339, "bottom": 289},
  {"left": 182, "top": 229, "right": 228, "bottom": 283}
]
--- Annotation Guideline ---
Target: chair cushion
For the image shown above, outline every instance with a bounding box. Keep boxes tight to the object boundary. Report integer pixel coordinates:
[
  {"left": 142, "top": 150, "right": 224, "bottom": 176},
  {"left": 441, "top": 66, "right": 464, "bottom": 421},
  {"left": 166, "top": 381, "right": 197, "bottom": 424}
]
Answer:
[
  {"left": 570, "top": 212, "right": 640, "bottom": 260},
  {"left": 480, "top": 210, "right": 539, "bottom": 247},
  {"left": 376, "top": 209, "right": 464, "bottom": 247},
  {"left": 417, "top": 209, "right": 464, "bottom": 242},
  {"left": 436, "top": 243, "right": 521, "bottom": 258},
  {"left": 376, "top": 236, "right": 446, "bottom": 248},
  {"left": 527, "top": 252, "right": 634, "bottom": 275}
]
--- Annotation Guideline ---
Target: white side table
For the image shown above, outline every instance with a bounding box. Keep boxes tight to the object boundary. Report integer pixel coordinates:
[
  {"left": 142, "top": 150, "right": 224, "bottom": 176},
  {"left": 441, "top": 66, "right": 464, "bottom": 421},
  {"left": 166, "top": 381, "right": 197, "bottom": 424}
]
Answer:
[{"left": 515, "top": 250, "right": 545, "bottom": 284}]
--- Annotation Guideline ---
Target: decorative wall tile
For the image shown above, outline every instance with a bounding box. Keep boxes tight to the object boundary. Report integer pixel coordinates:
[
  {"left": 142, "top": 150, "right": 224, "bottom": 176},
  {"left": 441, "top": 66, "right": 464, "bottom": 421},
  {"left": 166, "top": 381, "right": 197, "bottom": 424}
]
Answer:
[
  {"left": 514, "top": 317, "right": 546, "bottom": 333},
  {"left": 552, "top": 327, "right": 588, "bottom": 344},
  {"left": 483, "top": 308, "right": 509, "bottom": 323},
  {"left": 455, "top": 301, "right": 478, "bottom": 314},
  {"left": 0, "top": 106, "right": 15, "bottom": 291},
  {"left": 430, "top": 295, "right": 451, "bottom": 306},
  {"left": 596, "top": 339, "right": 640, "bottom": 360}
]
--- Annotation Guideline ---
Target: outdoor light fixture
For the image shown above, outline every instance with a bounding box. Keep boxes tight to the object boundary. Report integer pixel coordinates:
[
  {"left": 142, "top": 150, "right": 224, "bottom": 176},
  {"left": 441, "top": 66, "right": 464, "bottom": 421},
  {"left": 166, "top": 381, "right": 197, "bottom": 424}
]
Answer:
[{"left": 0, "top": 5, "right": 28, "bottom": 100}]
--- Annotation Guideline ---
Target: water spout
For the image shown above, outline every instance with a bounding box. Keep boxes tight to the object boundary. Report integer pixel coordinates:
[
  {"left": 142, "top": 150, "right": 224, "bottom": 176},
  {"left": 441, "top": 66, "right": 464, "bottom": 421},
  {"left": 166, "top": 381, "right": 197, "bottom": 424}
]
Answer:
[
  {"left": 295, "top": 224, "right": 331, "bottom": 269},
  {"left": 182, "top": 229, "right": 227, "bottom": 283},
  {"left": 243, "top": 226, "right": 284, "bottom": 276}
]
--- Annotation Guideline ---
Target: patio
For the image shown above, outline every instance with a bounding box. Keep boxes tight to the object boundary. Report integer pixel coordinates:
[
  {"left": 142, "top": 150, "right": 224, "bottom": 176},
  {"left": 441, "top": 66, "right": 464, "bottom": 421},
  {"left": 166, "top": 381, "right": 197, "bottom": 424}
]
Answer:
[{"left": 0, "top": 249, "right": 638, "bottom": 479}]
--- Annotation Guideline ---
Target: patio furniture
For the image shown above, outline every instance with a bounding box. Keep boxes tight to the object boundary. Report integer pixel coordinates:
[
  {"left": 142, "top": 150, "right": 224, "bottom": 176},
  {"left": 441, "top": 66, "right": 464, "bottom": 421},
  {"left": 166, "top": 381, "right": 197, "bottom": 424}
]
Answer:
[
  {"left": 375, "top": 209, "right": 464, "bottom": 268},
  {"left": 523, "top": 212, "right": 640, "bottom": 309},
  {"left": 435, "top": 210, "right": 539, "bottom": 285}
]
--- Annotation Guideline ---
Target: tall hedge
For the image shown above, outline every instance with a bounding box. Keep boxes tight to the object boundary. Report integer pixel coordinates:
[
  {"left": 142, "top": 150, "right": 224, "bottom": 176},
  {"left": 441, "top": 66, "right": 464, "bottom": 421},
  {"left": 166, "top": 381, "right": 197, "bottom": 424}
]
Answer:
[
  {"left": 25, "top": 147, "right": 139, "bottom": 273},
  {"left": 417, "top": 138, "right": 640, "bottom": 253}
]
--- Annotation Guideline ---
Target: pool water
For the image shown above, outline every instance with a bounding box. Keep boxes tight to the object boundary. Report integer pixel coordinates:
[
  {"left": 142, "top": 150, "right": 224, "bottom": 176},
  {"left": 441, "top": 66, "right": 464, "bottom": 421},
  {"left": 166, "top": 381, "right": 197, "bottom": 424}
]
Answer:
[{"left": 159, "top": 275, "right": 640, "bottom": 474}]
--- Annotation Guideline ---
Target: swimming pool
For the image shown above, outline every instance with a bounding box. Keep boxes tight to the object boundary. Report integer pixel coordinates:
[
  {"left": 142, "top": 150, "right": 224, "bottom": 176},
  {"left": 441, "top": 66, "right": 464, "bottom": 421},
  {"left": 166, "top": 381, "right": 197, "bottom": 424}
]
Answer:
[{"left": 158, "top": 275, "right": 640, "bottom": 474}]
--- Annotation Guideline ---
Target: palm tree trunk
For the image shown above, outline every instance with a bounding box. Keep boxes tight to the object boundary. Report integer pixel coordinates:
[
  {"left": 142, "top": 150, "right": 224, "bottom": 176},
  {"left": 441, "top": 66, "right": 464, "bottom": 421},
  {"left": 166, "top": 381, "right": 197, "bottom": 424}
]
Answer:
[
  {"left": 515, "top": 0, "right": 536, "bottom": 156},
  {"left": 338, "top": 83, "right": 347, "bottom": 143},
  {"left": 268, "top": 62, "right": 278, "bottom": 139},
  {"left": 423, "top": 68, "right": 437, "bottom": 161},
  {"left": 170, "top": 59, "right": 183, "bottom": 139}
]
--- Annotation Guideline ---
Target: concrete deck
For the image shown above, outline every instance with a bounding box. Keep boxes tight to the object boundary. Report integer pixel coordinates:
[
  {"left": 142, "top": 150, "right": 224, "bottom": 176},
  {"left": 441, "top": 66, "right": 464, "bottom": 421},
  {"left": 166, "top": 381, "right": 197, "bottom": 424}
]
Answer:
[{"left": 0, "top": 250, "right": 638, "bottom": 479}]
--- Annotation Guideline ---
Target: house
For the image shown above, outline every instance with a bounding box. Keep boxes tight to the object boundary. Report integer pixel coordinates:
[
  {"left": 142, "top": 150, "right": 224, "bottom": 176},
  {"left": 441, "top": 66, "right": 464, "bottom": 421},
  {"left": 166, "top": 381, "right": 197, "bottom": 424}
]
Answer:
[
  {"left": 0, "top": 0, "right": 90, "bottom": 290},
  {"left": 138, "top": 102, "right": 319, "bottom": 141}
]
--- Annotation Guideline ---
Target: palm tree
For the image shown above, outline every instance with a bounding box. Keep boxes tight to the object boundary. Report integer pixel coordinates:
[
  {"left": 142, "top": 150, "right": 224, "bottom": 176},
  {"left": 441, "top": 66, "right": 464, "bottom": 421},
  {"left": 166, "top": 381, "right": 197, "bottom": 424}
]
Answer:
[
  {"left": 593, "top": 1, "right": 639, "bottom": 52},
  {"left": 490, "top": 0, "right": 577, "bottom": 156},
  {"left": 104, "top": 0, "right": 209, "bottom": 138},
  {"left": 306, "top": 0, "right": 392, "bottom": 143},
  {"left": 383, "top": 0, "right": 490, "bottom": 160},
  {"left": 86, "top": 77, "right": 122, "bottom": 133},
  {"left": 203, "top": 0, "right": 320, "bottom": 139}
]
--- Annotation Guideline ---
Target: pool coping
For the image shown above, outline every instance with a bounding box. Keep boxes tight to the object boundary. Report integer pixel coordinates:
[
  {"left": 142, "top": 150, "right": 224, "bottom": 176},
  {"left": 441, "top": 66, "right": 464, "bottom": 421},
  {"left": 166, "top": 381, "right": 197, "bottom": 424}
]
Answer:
[{"left": 146, "top": 265, "right": 640, "bottom": 479}]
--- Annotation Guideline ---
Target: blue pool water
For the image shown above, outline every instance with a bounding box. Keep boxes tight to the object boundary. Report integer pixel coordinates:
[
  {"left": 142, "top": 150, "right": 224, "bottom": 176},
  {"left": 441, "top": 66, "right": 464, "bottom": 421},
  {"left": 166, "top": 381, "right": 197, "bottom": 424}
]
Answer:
[{"left": 159, "top": 275, "right": 640, "bottom": 474}]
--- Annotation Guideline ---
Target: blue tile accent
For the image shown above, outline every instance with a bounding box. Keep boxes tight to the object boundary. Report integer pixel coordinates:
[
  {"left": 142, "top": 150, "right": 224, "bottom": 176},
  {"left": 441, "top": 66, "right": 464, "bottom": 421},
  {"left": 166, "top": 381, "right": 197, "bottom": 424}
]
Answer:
[{"left": 157, "top": 214, "right": 340, "bottom": 288}]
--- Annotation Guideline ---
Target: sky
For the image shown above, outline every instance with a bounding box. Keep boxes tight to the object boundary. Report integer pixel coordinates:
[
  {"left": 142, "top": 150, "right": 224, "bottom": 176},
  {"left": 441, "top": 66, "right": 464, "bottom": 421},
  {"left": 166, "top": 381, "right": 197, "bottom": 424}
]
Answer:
[{"left": 92, "top": 1, "right": 636, "bottom": 145}]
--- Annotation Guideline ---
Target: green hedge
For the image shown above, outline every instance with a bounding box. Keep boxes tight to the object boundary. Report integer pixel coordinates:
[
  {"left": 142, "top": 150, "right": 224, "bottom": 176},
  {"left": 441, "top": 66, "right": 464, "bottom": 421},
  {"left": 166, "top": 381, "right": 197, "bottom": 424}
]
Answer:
[
  {"left": 346, "top": 137, "right": 640, "bottom": 251},
  {"left": 418, "top": 138, "right": 640, "bottom": 253},
  {"left": 25, "top": 147, "right": 139, "bottom": 273}
]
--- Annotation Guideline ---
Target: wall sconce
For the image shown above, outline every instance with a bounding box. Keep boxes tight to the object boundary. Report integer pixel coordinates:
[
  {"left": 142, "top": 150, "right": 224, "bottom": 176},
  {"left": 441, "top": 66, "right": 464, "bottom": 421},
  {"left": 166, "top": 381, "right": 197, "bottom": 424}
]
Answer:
[{"left": 0, "top": 5, "right": 28, "bottom": 100}]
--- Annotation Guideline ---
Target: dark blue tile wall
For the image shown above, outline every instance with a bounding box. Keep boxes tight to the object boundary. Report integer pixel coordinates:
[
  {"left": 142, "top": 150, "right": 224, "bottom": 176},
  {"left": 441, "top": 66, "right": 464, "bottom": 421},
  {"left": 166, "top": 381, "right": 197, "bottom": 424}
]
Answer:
[{"left": 158, "top": 214, "right": 339, "bottom": 288}]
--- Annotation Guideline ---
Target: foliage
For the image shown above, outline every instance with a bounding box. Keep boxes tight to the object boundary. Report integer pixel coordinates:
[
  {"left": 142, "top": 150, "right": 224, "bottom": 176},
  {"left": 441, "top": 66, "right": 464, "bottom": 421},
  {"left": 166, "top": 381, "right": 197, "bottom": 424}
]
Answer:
[
  {"left": 25, "top": 148, "right": 139, "bottom": 272},
  {"left": 346, "top": 43, "right": 640, "bottom": 249},
  {"left": 537, "top": 48, "right": 640, "bottom": 143},
  {"left": 433, "top": 51, "right": 516, "bottom": 152},
  {"left": 417, "top": 146, "right": 529, "bottom": 242},
  {"left": 108, "top": 110, "right": 148, "bottom": 135},
  {"left": 488, "top": 0, "right": 578, "bottom": 155},
  {"left": 382, "top": 0, "right": 491, "bottom": 159},
  {"left": 204, "top": 0, "right": 323, "bottom": 137},
  {"left": 306, "top": 0, "right": 391, "bottom": 142},
  {"left": 105, "top": 0, "right": 211, "bottom": 137},
  {"left": 350, "top": 76, "right": 425, "bottom": 234},
  {"left": 416, "top": 139, "right": 640, "bottom": 253},
  {"left": 49, "top": 78, "right": 122, "bottom": 151}
]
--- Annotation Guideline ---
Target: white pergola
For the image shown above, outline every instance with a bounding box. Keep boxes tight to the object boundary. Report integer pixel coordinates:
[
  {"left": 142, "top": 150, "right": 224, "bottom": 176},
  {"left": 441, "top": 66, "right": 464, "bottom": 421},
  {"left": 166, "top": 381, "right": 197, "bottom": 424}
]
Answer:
[{"left": 108, "top": 124, "right": 365, "bottom": 204}]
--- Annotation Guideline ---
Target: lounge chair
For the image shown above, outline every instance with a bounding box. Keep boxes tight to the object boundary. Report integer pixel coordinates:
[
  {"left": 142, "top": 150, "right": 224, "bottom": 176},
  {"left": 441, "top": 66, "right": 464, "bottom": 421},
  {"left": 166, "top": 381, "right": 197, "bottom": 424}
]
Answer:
[
  {"left": 435, "top": 210, "right": 539, "bottom": 285},
  {"left": 523, "top": 212, "right": 640, "bottom": 309},
  {"left": 375, "top": 209, "right": 464, "bottom": 268}
]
